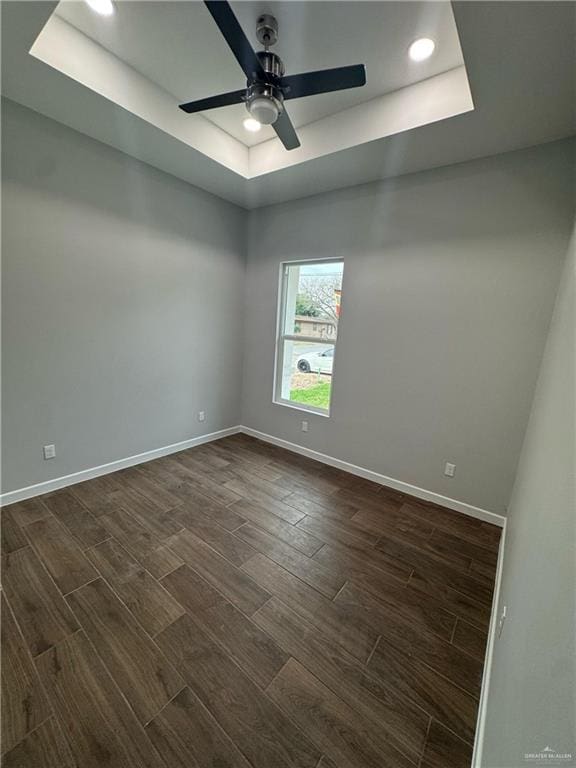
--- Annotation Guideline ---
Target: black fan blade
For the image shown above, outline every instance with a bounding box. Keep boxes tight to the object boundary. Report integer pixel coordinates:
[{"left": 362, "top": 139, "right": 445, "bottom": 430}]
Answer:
[
  {"left": 280, "top": 64, "right": 366, "bottom": 100},
  {"left": 273, "top": 109, "right": 300, "bottom": 151},
  {"left": 179, "top": 89, "right": 245, "bottom": 114},
  {"left": 204, "top": 1, "right": 266, "bottom": 81}
]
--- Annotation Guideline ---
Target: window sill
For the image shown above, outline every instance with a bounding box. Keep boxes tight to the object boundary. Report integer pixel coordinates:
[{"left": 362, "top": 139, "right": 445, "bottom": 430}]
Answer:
[{"left": 273, "top": 398, "right": 331, "bottom": 418}]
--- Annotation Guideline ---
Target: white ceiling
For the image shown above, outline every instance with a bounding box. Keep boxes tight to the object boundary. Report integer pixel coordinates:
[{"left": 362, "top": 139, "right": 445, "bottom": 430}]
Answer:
[
  {"left": 28, "top": 0, "right": 473, "bottom": 174},
  {"left": 55, "top": 1, "right": 464, "bottom": 146},
  {"left": 1, "top": 2, "right": 575, "bottom": 209}
]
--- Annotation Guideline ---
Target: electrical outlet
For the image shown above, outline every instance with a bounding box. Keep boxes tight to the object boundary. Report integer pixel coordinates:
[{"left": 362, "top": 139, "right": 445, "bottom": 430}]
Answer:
[
  {"left": 43, "top": 444, "right": 56, "bottom": 460},
  {"left": 498, "top": 605, "right": 507, "bottom": 637},
  {"left": 301, "top": 421, "right": 308, "bottom": 432},
  {"left": 198, "top": 411, "right": 206, "bottom": 422},
  {"left": 444, "top": 462, "right": 456, "bottom": 477}
]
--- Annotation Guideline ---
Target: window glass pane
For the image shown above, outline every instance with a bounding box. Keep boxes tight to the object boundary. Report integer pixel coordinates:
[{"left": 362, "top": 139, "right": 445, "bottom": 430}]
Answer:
[
  {"left": 283, "top": 261, "right": 343, "bottom": 339},
  {"left": 279, "top": 340, "right": 335, "bottom": 412}
]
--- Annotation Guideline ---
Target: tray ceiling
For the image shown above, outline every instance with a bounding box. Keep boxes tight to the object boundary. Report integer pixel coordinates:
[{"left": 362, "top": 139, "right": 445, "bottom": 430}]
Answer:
[
  {"left": 27, "top": 0, "right": 473, "bottom": 177},
  {"left": 55, "top": 1, "right": 466, "bottom": 147},
  {"left": 2, "top": 2, "right": 574, "bottom": 208}
]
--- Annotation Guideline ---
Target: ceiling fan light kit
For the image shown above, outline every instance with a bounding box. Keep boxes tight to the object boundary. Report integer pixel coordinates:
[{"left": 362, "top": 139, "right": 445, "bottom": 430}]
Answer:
[
  {"left": 246, "top": 50, "right": 285, "bottom": 125},
  {"left": 179, "top": 1, "right": 367, "bottom": 150}
]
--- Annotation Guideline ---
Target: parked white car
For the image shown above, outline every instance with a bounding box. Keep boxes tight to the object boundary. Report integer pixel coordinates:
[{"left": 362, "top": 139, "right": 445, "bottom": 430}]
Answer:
[{"left": 296, "top": 347, "right": 334, "bottom": 374}]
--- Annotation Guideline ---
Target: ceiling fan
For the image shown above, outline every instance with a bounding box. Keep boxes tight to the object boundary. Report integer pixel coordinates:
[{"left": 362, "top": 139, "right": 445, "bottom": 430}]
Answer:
[{"left": 179, "top": 1, "right": 367, "bottom": 150}]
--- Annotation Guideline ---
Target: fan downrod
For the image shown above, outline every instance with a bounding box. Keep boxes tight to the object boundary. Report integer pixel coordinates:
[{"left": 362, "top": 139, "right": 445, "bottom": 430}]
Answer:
[{"left": 246, "top": 15, "right": 285, "bottom": 124}]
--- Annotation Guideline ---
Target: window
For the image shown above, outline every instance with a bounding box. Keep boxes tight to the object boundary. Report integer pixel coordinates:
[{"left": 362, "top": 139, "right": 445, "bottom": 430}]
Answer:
[{"left": 274, "top": 259, "right": 344, "bottom": 415}]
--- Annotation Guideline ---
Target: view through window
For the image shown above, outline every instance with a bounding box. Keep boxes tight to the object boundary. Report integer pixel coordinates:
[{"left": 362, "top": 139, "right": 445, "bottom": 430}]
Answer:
[{"left": 275, "top": 260, "right": 344, "bottom": 414}]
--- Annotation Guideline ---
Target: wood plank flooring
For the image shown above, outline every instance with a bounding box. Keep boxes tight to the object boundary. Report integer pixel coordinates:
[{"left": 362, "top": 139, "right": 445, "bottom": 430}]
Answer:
[{"left": 1, "top": 433, "right": 500, "bottom": 767}]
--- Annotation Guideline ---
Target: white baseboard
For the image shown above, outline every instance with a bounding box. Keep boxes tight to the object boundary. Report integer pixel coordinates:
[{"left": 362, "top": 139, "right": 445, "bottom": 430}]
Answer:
[
  {"left": 472, "top": 520, "right": 507, "bottom": 767},
  {"left": 0, "top": 426, "right": 242, "bottom": 506},
  {"left": 239, "top": 426, "right": 506, "bottom": 528},
  {"left": 2, "top": 422, "right": 506, "bottom": 529}
]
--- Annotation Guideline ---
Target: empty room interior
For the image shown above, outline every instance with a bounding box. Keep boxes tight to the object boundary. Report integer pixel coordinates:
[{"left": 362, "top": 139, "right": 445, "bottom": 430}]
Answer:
[{"left": 1, "top": 1, "right": 574, "bottom": 767}]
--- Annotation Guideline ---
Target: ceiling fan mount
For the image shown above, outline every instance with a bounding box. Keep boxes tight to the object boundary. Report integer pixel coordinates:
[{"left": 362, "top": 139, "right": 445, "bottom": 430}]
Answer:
[
  {"left": 255, "top": 14, "right": 279, "bottom": 48},
  {"left": 179, "top": 1, "right": 367, "bottom": 150}
]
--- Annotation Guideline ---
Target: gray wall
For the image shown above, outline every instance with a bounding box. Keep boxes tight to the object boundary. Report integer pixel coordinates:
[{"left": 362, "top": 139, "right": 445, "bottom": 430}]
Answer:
[
  {"left": 481, "top": 222, "right": 575, "bottom": 766},
  {"left": 242, "top": 141, "right": 575, "bottom": 513},
  {"left": 2, "top": 98, "right": 573, "bottom": 518},
  {"left": 1, "top": 99, "right": 246, "bottom": 493}
]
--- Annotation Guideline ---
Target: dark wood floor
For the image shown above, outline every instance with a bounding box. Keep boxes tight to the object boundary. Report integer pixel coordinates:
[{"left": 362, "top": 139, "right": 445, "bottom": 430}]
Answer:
[{"left": 1, "top": 433, "right": 500, "bottom": 768}]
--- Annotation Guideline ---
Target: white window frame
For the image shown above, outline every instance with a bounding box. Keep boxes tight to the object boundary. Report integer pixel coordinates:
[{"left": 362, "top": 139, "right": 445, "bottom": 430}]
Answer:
[{"left": 273, "top": 258, "right": 343, "bottom": 417}]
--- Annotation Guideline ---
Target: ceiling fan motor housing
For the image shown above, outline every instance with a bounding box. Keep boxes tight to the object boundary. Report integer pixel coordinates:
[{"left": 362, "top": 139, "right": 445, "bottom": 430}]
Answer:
[{"left": 246, "top": 49, "right": 285, "bottom": 124}]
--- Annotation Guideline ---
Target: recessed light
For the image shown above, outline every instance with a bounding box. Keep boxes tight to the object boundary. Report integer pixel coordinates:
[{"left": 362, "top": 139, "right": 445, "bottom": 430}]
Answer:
[
  {"left": 409, "top": 38, "right": 435, "bottom": 62},
  {"left": 85, "top": 0, "right": 114, "bottom": 16},
  {"left": 243, "top": 117, "right": 262, "bottom": 133}
]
